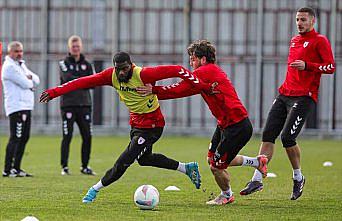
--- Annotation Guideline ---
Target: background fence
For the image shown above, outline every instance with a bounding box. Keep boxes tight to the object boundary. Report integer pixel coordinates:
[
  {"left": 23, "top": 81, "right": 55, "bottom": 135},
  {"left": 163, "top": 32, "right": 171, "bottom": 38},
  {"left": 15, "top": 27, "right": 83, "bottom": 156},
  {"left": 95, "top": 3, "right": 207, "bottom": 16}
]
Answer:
[{"left": 0, "top": 0, "right": 341, "bottom": 136}]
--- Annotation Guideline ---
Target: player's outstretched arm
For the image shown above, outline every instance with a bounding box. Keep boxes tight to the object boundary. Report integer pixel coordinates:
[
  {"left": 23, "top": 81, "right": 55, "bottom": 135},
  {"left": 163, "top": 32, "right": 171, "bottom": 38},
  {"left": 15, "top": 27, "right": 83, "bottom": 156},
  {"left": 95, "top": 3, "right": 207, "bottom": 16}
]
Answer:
[
  {"left": 39, "top": 67, "right": 113, "bottom": 103},
  {"left": 137, "top": 81, "right": 219, "bottom": 99},
  {"left": 138, "top": 80, "right": 199, "bottom": 100},
  {"left": 140, "top": 65, "right": 212, "bottom": 92}
]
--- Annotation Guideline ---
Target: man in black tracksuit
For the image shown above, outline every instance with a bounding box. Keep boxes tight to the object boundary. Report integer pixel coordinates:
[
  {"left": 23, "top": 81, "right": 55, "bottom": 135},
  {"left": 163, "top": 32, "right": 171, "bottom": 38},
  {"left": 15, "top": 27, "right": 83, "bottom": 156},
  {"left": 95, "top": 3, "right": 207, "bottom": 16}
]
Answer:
[{"left": 59, "top": 35, "right": 95, "bottom": 175}]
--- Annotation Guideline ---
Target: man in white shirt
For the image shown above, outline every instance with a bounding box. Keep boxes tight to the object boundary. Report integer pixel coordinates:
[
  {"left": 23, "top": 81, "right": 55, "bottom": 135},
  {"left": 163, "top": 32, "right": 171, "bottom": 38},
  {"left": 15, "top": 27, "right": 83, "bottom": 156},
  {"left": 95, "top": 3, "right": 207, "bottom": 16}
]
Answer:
[{"left": 1, "top": 41, "right": 40, "bottom": 177}]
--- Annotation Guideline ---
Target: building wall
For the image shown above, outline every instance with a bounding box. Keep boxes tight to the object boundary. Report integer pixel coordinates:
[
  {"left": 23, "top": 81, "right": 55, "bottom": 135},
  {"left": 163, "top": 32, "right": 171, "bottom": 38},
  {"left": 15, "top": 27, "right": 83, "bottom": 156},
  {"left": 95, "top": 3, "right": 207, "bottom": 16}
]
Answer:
[{"left": 0, "top": 0, "right": 341, "bottom": 135}]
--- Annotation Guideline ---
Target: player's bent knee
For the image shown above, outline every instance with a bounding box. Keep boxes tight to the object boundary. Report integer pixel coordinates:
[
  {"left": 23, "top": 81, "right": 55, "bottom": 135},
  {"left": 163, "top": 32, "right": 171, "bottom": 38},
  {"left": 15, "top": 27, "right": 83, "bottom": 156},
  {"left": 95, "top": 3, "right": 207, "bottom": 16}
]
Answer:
[
  {"left": 62, "top": 134, "right": 73, "bottom": 141},
  {"left": 281, "top": 134, "right": 297, "bottom": 148},
  {"left": 262, "top": 130, "right": 277, "bottom": 143},
  {"left": 137, "top": 156, "right": 150, "bottom": 166},
  {"left": 114, "top": 160, "right": 132, "bottom": 172},
  {"left": 209, "top": 165, "right": 218, "bottom": 174},
  {"left": 9, "top": 136, "right": 21, "bottom": 143},
  {"left": 82, "top": 134, "right": 91, "bottom": 141},
  {"left": 209, "top": 165, "right": 225, "bottom": 174}
]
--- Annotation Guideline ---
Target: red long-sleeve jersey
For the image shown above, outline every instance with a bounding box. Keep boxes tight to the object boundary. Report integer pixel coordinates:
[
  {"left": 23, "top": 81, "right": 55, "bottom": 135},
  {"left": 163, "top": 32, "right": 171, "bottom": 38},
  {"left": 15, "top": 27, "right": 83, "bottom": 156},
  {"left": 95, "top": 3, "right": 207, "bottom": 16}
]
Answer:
[
  {"left": 45, "top": 65, "right": 210, "bottom": 128},
  {"left": 279, "top": 29, "right": 335, "bottom": 102},
  {"left": 153, "top": 63, "right": 248, "bottom": 129}
]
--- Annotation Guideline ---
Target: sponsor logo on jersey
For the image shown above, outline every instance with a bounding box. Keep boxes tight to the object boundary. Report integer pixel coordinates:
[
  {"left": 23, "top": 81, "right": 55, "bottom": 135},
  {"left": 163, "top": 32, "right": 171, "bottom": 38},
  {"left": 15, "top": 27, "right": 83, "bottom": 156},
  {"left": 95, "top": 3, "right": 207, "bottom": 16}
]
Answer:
[{"left": 120, "top": 85, "right": 136, "bottom": 92}]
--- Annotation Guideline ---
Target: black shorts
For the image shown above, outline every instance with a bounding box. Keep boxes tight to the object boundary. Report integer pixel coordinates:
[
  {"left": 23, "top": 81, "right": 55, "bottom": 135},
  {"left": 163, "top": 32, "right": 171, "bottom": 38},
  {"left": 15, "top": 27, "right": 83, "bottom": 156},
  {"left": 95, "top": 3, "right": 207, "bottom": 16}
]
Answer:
[
  {"left": 209, "top": 118, "right": 253, "bottom": 168},
  {"left": 60, "top": 106, "right": 92, "bottom": 136},
  {"left": 262, "top": 95, "right": 315, "bottom": 148},
  {"left": 129, "top": 127, "right": 163, "bottom": 158},
  {"left": 100, "top": 127, "right": 167, "bottom": 186}
]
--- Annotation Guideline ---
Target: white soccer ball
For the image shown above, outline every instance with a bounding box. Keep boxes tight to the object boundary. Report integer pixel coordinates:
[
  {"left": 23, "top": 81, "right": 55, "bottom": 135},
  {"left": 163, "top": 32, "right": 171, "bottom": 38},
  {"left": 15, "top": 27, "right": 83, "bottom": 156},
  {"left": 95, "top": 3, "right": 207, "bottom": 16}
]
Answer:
[
  {"left": 21, "top": 216, "right": 39, "bottom": 221},
  {"left": 133, "top": 184, "right": 159, "bottom": 210}
]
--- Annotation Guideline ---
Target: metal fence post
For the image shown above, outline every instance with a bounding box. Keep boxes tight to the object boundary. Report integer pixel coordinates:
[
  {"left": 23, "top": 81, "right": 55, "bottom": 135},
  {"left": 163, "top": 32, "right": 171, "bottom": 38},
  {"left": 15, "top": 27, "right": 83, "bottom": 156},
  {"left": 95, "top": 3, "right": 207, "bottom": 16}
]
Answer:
[
  {"left": 44, "top": 0, "right": 51, "bottom": 124},
  {"left": 115, "top": 0, "right": 122, "bottom": 127},
  {"left": 329, "top": 0, "right": 337, "bottom": 130},
  {"left": 183, "top": 0, "right": 192, "bottom": 127},
  {"left": 255, "top": 0, "right": 264, "bottom": 131},
  {"left": 110, "top": 0, "right": 119, "bottom": 127}
]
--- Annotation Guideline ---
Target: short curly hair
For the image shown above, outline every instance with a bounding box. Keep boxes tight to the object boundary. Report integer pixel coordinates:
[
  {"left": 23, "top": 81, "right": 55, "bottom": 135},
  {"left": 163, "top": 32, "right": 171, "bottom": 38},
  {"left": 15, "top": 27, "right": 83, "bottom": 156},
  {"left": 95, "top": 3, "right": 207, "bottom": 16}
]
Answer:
[{"left": 187, "top": 40, "right": 216, "bottom": 64}]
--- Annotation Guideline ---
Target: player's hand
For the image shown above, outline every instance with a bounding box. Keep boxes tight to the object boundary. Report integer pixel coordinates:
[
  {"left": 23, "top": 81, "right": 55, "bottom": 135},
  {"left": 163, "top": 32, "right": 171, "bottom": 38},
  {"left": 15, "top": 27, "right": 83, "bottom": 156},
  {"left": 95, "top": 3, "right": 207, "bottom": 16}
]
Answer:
[
  {"left": 290, "top": 60, "right": 306, "bottom": 70},
  {"left": 39, "top": 91, "right": 51, "bottom": 103},
  {"left": 209, "top": 82, "right": 220, "bottom": 95},
  {"left": 207, "top": 151, "right": 215, "bottom": 165},
  {"left": 136, "top": 84, "right": 153, "bottom": 96}
]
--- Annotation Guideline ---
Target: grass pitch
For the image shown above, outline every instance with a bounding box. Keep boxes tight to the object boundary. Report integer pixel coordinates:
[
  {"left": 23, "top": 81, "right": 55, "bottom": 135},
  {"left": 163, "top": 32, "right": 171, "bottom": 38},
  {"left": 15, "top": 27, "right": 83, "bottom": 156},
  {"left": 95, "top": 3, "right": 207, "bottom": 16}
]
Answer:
[{"left": 0, "top": 135, "right": 341, "bottom": 221}]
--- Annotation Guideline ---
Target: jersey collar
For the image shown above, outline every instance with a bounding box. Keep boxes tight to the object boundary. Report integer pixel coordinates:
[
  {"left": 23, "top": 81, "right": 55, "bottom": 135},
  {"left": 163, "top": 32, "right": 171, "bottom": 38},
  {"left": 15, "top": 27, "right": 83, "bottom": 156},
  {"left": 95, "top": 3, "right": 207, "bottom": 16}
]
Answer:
[{"left": 299, "top": 29, "right": 317, "bottom": 38}]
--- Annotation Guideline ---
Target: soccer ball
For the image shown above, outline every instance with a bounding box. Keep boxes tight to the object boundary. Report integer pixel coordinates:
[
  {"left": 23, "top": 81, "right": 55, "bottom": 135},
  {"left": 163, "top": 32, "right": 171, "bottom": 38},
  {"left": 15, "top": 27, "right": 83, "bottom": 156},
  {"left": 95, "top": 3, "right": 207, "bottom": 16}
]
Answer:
[
  {"left": 21, "top": 216, "right": 39, "bottom": 221},
  {"left": 133, "top": 185, "right": 159, "bottom": 210}
]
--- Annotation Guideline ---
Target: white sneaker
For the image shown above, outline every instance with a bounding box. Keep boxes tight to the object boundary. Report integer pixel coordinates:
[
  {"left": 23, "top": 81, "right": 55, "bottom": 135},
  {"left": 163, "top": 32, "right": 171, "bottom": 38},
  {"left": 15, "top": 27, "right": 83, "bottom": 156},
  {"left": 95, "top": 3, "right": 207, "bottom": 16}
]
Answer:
[
  {"left": 206, "top": 194, "right": 235, "bottom": 205},
  {"left": 61, "top": 167, "right": 70, "bottom": 175}
]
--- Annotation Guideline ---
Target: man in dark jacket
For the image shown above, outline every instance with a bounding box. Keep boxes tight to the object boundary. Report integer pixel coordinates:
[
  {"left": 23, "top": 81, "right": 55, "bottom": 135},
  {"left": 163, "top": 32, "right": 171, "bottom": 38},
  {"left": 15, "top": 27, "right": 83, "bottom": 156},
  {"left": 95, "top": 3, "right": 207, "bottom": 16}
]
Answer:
[{"left": 58, "top": 35, "right": 95, "bottom": 175}]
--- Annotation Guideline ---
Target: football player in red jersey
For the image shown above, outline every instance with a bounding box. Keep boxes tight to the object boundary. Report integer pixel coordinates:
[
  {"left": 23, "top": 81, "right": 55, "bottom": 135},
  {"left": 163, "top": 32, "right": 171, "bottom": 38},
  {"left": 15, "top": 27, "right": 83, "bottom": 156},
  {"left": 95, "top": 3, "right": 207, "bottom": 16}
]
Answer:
[
  {"left": 137, "top": 40, "right": 268, "bottom": 205},
  {"left": 240, "top": 7, "right": 335, "bottom": 200}
]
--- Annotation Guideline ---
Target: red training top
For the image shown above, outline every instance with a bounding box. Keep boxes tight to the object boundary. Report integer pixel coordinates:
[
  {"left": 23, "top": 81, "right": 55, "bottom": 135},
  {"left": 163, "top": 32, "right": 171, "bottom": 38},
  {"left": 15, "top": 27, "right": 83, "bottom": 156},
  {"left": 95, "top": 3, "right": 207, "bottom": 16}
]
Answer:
[
  {"left": 279, "top": 29, "right": 335, "bottom": 102},
  {"left": 153, "top": 63, "right": 248, "bottom": 129}
]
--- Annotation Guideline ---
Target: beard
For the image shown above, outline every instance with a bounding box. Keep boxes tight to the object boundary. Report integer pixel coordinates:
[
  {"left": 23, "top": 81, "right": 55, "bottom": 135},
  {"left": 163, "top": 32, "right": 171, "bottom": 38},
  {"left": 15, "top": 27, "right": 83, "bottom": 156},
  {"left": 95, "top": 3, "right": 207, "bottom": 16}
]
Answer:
[{"left": 116, "top": 70, "right": 133, "bottom": 83}]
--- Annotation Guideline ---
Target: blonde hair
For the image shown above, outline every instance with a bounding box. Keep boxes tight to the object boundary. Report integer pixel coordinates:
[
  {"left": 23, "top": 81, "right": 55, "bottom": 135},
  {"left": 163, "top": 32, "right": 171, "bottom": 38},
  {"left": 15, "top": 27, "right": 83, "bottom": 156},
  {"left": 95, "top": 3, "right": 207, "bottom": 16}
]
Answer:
[
  {"left": 67, "top": 35, "right": 82, "bottom": 48},
  {"left": 7, "top": 41, "right": 23, "bottom": 52}
]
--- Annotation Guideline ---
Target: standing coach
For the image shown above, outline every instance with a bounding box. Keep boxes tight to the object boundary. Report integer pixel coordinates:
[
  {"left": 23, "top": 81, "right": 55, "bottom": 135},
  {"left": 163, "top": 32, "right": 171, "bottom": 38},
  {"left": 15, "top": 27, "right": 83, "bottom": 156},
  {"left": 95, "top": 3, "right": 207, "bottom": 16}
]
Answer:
[
  {"left": 2, "top": 41, "right": 40, "bottom": 177},
  {"left": 59, "top": 35, "right": 95, "bottom": 176}
]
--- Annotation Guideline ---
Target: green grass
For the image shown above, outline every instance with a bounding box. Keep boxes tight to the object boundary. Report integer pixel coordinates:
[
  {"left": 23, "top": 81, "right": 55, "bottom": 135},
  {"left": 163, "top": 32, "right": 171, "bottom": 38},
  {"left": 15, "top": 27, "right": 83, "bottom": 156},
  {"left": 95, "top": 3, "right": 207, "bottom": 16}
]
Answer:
[{"left": 0, "top": 135, "right": 341, "bottom": 221}]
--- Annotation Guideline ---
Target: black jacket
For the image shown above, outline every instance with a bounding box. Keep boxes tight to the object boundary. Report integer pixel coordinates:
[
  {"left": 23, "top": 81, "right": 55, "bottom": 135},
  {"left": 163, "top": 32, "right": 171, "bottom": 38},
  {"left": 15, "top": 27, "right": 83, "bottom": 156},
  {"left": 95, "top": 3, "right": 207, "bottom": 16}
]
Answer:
[{"left": 59, "top": 54, "right": 93, "bottom": 108}]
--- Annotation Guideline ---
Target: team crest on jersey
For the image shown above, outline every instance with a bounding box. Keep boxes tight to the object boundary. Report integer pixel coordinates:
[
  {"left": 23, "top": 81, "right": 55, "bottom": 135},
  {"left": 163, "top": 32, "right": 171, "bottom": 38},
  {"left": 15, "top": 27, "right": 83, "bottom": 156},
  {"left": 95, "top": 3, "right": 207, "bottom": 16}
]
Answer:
[
  {"left": 138, "top": 137, "right": 146, "bottom": 145},
  {"left": 22, "top": 114, "right": 27, "bottom": 122},
  {"left": 59, "top": 60, "right": 68, "bottom": 71},
  {"left": 81, "top": 64, "right": 87, "bottom": 70},
  {"left": 303, "top": 41, "right": 309, "bottom": 48},
  {"left": 69, "top": 65, "right": 74, "bottom": 70}
]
